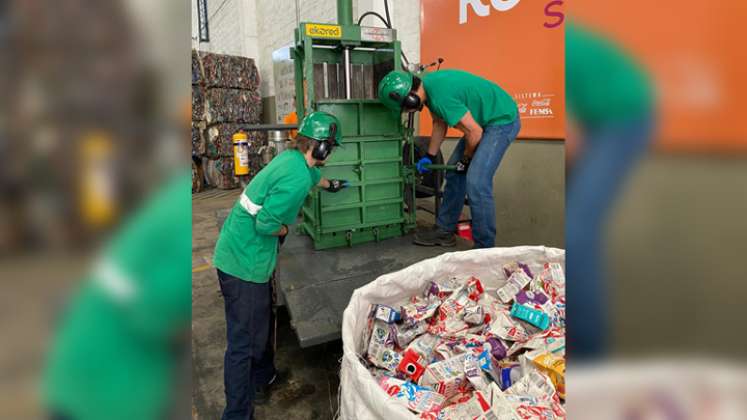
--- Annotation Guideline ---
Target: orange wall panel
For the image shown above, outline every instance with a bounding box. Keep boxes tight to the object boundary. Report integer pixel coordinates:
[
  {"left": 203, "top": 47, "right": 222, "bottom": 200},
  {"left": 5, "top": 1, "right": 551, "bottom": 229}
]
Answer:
[{"left": 420, "top": 0, "right": 565, "bottom": 140}]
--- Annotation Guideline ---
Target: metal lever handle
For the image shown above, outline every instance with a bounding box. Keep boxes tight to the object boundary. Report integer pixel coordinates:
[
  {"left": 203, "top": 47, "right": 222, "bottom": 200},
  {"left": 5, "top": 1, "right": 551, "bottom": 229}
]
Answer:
[{"left": 423, "top": 164, "right": 457, "bottom": 171}]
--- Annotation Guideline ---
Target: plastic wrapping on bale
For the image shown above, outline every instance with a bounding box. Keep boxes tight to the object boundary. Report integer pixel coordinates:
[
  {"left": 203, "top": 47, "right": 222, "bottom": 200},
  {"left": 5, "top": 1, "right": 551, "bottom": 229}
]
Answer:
[
  {"left": 203, "top": 157, "right": 238, "bottom": 190},
  {"left": 199, "top": 52, "right": 260, "bottom": 90},
  {"left": 191, "top": 122, "right": 205, "bottom": 156},
  {"left": 204, "top": 88, "right": 262, "bottom": 124},
  {"left": 192, "top": 86, "right": 205, "bottom": 121},
  {"left": 192, "top": 49, "right": 203, "bottom": 85}
]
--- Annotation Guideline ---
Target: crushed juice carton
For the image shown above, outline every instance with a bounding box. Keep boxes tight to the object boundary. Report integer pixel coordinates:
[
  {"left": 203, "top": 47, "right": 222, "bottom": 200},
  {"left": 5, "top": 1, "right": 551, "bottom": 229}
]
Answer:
[
  {"left": 374, "top": 304, "right": 401, "bottom": 324},
  {"left": 406, "top": 333, "right": 440, "bottom": 362},
  {"left": 420, "top": 353, "right": 469, "bottom": 397},
  {"left": 487, "top": 311, "right": 530, "bottom": 342},
  {"left": 477, "top": 383, "right": 521, "bottom": 420},
  {"left": 464, "top": 353, "right": 491, "bottom": 392},
  {"left": 524, "top": 350, "right": 565, "bottom": 400},
  {"left": 497, "top": 271, "right": 533, "bottom": 303},
  {"left": 502, "top": 262, "right": 533, "bottom": 279},
  {"left": 484, "top": 336, "right": 507, "bottom": 360},
  {"left": 378, "top": 375, "right": 446, "bottom": 414},
  {"left": 393, "top": 320, "right": 429, "bottom": 348},
  {"left": 510, "top": 303, "right": 550, "bottom": 331},
  {"left": 369, "top": 346, "right": 403, "bottom": 372},
  {"left": 426, "top": 277, "right": 462, "bottom": 300},
  {"left": 465, "top": 277, "right": 485, "bottom": 301},
  {"left": 433, "top": 390, "right": 492, "bottom": 419},
  {"left": 463, "top": 301, "right": 485, "bottom": 325},
  {"left": 498, "top": 363, "right": 523, "bottom": 391},
  {"left": 402, "top": 298, "right": 441, "bottom": 325},
  {"left": 398, "top": 349, "right": 427, "bottom": 382},
  {"left": 506, "top": 370, "right": 557, "bottom": 401},
  {"left": 515, "top": 290, "right": 549, "bottom": 306}
]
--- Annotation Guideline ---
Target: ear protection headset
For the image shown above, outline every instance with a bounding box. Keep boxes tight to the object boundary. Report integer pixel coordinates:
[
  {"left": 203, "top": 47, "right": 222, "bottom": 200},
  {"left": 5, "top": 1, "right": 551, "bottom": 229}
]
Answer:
[
  {"left": 311, "top": 122, "right": 337, "bottom": 161},
  {"left": 388, "top": 76, "right": 423, "bottom": 111}
]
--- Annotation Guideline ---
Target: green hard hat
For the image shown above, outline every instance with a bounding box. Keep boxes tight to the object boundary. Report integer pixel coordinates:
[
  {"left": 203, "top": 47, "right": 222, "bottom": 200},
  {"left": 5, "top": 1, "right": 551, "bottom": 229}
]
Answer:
[
  {"left": 298, "top": 111, "right": 342, "bottom": 145},
  {"left": 378, "top": 70, "right": 413, "bottom": 111}
]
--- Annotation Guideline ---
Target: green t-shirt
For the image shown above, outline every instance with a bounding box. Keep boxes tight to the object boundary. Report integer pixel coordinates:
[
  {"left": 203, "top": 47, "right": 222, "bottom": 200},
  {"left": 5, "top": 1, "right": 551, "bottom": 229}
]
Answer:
[
  {"left": 43, "top": 172, "right": 192, "bottom": 420},
  {"left": 422, "top": 69, "right": 518, "bottom": 128},
  {"left": 566, "top": 22, "right": 654, "bottom": 128},
  {"left": 214, "top": 150, "right": 320, "bottom": 282}
]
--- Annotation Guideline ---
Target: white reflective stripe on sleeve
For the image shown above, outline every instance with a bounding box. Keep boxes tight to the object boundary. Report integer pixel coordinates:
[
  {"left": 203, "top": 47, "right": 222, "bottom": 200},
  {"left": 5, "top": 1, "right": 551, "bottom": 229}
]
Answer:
[
  {"left": 239, "top": 194, "right": 263, "bottom": 216},
  {"left": 93, "top": 258, "right": 136, "bottom": 303}
]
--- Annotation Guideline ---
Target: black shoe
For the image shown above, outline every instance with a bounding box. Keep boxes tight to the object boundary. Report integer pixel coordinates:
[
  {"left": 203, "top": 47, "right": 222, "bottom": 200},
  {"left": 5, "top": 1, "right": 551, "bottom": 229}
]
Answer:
[
  {"left": 413, "top": 226, "right": 457, "bottom": 247},
  {"left": 254, "top": 370, "right": 288, "bottom": 405}
]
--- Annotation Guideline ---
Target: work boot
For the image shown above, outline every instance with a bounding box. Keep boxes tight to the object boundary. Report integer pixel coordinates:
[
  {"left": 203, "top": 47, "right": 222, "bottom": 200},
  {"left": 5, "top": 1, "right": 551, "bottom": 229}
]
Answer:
[
  {"left": 254, "top": 370, "right": 288, "bottom": 405},
  {"left": 413, "top": 226, "right": 456, "bottom": 247}
]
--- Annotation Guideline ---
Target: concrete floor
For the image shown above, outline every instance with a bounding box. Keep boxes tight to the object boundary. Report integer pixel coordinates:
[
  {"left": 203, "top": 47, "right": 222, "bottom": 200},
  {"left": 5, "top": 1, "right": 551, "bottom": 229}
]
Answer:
[{"left": 192, "top": 188, "right": 343, "bottom": 420}]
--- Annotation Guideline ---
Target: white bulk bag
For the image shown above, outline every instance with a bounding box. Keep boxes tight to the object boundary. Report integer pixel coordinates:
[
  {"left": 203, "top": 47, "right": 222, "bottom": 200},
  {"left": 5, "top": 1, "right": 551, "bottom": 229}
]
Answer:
[{"left": 339, "top": 246, "right": 565, "bottom": 420}]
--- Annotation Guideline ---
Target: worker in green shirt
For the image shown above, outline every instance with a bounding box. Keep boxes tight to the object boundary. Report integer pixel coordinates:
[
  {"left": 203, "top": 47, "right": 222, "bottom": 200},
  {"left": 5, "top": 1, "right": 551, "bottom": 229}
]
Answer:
[
  {"left": 213, "top": 111, "right": 347, "bottom": 420},
  {"left": 379, "top": 69, "right": 520, "bottom": 248},
  {"left": 42, "top": 172, "right": 192, "bottom": 420},
  {"left": 566, "top": 21, "right": 654, "bottom": 357}
]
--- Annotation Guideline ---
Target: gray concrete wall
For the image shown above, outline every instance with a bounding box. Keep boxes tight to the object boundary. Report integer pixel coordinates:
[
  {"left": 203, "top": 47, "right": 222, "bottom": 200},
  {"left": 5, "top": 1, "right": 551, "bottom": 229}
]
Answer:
[
  {"left": 441, "top": 138, "right": 565, "bottom": 249},
  {"left": 606, "top": 155, "right": 747, "bottom": 356}
]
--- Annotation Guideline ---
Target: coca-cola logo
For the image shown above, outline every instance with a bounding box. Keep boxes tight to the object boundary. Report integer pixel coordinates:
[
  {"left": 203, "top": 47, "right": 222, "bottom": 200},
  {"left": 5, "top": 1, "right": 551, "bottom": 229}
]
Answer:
[{"left": 459, "top": 0, "right": 565, "bottom": 28}]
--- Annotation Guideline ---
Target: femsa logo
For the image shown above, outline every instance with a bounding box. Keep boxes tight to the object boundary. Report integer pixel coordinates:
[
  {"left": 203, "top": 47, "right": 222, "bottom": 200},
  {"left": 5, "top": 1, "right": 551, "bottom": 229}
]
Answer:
[
  {"left": 530, "top": 108, "right": 553, "bottom": 116},
  {"left": 460, "top": 0, "right": 565, "bottom": 28}
]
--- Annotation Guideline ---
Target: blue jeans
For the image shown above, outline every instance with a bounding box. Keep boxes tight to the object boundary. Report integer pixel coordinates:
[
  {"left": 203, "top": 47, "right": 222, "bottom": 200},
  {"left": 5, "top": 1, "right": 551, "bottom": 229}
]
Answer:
[
  {"left": 218, "top": 270, "right": 275, "bottom": 420},
  {"left": 566, "top": 117, "right": 652, "bottom": 358},
  {"left": 436, "top": 118, "right": 521, "bottom": 248}
]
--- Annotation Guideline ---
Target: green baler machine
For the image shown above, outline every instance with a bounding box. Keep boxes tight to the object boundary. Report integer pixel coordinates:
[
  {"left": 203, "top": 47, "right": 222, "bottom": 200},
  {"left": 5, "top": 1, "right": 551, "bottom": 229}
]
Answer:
[{"left": 293, "top": 0, "right": 417, "bottom": 249}]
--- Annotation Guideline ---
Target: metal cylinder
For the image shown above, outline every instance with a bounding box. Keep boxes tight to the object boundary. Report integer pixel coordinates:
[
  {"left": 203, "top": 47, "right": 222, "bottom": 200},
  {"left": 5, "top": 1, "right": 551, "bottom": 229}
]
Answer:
[
  {"left": 343, "top": 47, "right": 352, "bottom": 99},
  {"left": 268, "top": 130, "right": 289, "bottom": 155},
  {"left": 337, "top": 0, "right": 353, "bottom": 26}
]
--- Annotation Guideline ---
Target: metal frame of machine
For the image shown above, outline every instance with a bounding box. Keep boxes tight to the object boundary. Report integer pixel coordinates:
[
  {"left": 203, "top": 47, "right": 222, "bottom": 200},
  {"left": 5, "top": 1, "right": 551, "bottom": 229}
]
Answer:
[{"left": 292, "top": 1, "right": 417, "bottom": 250}]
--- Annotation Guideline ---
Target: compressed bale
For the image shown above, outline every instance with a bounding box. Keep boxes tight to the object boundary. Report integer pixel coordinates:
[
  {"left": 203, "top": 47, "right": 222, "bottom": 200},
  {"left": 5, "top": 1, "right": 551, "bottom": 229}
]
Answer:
[
  {"left": 204, "top": 88, "right": 262, "bottom": 124},
  {"left": 192, "top": 159, "right": 204, "bottom": 193},
  {"left": 203, "top": 157, "right": 239, "bottom": 190},
  {"left": 199, "top": 52, "right": 260, "bottom": 90},
  {"left": 192, "top": 85, "right": 205, "bottom": 121},
  {"left": 191, "top": 122, "right": 205, "bottom": 156},
  {"left": 192, "top": 49, "right": 203, "bottom": 85}
]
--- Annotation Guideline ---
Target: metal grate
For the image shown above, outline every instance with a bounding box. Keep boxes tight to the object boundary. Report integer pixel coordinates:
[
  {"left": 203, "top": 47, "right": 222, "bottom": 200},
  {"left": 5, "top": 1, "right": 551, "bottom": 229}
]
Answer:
[{"left": 197, "top": 0, "right": 209, "bottom": 42}]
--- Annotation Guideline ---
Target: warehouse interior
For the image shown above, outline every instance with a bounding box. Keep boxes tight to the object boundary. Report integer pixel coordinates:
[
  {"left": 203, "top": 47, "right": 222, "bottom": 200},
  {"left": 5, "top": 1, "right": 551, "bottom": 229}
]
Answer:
[{"left": 191, "top": 1, "right": 564, "bottom": 418}]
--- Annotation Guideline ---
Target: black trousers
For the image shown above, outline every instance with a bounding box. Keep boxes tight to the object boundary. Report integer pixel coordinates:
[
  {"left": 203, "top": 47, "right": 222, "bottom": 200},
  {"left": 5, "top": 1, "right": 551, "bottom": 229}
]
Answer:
[{"left": 218, "top": 269, "right": 275, "bottom": 420}]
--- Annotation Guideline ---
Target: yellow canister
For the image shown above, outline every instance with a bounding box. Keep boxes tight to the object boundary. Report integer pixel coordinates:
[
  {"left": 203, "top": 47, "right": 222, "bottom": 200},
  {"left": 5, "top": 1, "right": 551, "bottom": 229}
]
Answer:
[{"left": 232, "top": 131, "right": 250, "bottom": 176}]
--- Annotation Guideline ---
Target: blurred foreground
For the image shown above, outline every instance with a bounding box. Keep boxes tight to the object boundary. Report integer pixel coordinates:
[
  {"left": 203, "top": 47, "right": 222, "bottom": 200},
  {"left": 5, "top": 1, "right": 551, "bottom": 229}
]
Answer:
[
  {"left": 567, "top": 0, "right": 747, "bottom": 418},
  {"left": 0, "top": 0, "right": 190, "bottom": 418}
]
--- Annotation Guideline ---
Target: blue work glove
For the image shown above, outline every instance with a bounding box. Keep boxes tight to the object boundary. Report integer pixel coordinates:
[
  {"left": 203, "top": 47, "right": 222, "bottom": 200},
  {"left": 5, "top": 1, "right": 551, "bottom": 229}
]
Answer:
[
  {"left": 416, "top": 153, "right": 437, "bottom": 174},
  {"left": 454, "top": 155, "right": 472, "bottom": 174},
  {"left": 325, "top": 179, "right": 349, "bottom": 193}
]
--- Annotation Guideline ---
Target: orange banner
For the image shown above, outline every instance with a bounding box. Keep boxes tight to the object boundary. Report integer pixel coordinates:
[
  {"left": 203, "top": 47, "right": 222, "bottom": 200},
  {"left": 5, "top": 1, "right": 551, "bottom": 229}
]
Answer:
[
  {"left": 420, "top": 0, "right": 565, "bottom": 139},
  {"left": 570, "top": 1, "right": 747, "bottom": 152}
]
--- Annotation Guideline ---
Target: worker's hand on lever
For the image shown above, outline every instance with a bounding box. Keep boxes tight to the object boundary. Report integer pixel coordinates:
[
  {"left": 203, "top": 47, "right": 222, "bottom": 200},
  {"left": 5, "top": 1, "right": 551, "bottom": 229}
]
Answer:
[
  {"left": 324, "top": 179, "right": 349, "bottom": 193},
  {"left": 455, "top": 155, "right": 472, "bottom": 174},
  {"left": 277, "top": 224, "right": 289, "bottom": 246},
  {"left": 416, "top": 153, "right": 437, "bottom": 174}
]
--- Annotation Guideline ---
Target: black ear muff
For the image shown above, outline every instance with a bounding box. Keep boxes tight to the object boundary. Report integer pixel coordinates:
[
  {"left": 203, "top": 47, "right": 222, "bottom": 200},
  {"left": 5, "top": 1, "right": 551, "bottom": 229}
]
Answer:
[
  {"left": 312, "top": 140, "right": 331, "bottom": 161},
  {"left": 402, "top": 93, "right": 422, "bottom": 110},
  {"left": 312, "top": 122, "right": 338, "bottom": 161}
]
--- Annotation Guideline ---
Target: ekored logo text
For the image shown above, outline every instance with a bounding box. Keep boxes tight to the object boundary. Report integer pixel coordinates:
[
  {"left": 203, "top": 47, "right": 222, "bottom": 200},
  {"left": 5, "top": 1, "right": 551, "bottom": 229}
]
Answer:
[{"left": 459, "top": 0, "right": 565, "bottom": 28}]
